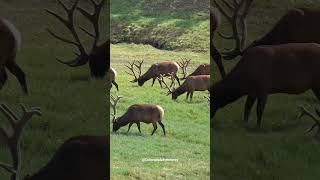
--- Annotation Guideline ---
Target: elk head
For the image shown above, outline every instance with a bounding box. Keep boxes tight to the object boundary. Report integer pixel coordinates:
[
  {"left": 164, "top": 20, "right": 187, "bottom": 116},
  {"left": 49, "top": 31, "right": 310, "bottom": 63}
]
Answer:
[
  {"left": 158, "top": 73, "right": 177, "bottom": 99},
  {"left": 0, "top": 104, "right": 42, "bottom": 180},
  {"left": 110, "top": 94, "right": 122, "bottom": 132},
  {"left": 46, "top": 0, "right": 108, "bottom": 78},
  {"left": 125, "top": 60, "right": 144, "bottom": 84},
  {"left": 178, "top": 58, "right": 191, "bottom": 80}
]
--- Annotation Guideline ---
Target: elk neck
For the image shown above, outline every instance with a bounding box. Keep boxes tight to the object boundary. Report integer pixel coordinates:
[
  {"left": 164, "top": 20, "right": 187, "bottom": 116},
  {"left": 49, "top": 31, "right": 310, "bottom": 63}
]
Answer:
[
  {"left": 172, "top": 82, "right": 188, "bottom": 97},
  {"left": 115, "top": 113, "right": 131, "bottom": 127}
]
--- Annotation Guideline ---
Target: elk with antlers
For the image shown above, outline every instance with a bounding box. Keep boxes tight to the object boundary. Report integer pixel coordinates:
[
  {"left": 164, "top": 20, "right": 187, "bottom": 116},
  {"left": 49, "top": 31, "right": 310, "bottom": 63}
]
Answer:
[
  {"left": 211, "top": 43, "right": 320, "bottom": 128},
  {"left": 46, "top": 0, "right": 108, "bottom": 78},
  {"left": 110, "top": 95, "right": 165, "bottom": 136},
  {"left": 0, "top": 18, "right": 28, "bottom": 94},
  {"left": 213, "top": 0, "right": 253, "bottom": 60},
  {"left": 0, "top": 104, "right": 41, "bottom": 180},
  {"left": 23, "top": 135, "right": 108, "bottom": 180},
  {"left": 107, "top": 67, "right": 118, "bottom": 91},
  {"left": 126, "top": 60, "right": 181, "bottom": 87},
  {"left": 160, "top": 74, "right": 210, "bottom": 101}
]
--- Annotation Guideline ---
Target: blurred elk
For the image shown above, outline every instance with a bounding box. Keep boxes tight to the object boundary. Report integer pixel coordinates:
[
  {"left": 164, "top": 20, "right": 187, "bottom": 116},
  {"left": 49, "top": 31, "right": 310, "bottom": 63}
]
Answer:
[
  {"left": 0, "top": 18, "right": 28, "bottom": 94},
  {"left": 126, "top": 60, "right": 180, "bottom": 87},
  {"left": 23, "top": 135, "right": 108, "bottom": 180},
  {"left": 107, "top": 67, "right": 118, "bottom": 91},
  {"left": 211, "top": 43, "right": 320, "bottom": 128},
  {"left": 160, "top": 74, "right": 210, "bottom": 101},
  {"left": 46, "top": 0, "right": 108, "bottom": 78},
  {"left": 110, "top": 95, "right": 165, "bottom": 135},
  {"left": 0, "top": 104, "right": 41, "bottom": 180},
  {"left": 188, "top": 63, "right": 210, "bottom": 77},
  {"left": 212, "top": 0, "right": 253, "bottom": 60}
]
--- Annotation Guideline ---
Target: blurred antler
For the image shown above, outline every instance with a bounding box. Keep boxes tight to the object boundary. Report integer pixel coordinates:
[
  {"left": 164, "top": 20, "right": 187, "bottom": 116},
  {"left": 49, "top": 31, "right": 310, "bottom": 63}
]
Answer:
[
  {"left": 213, "top": 0, "right": 253, "bottom": 60},
  {"left": 298, "top": 105, "right": 320, "bottom": 134},
  {"left": 178, "top": 58, "right": 191, "bottom": 80},
  {"left": 0, "top": 104, "right": 41, "bottom": 180},
  {"left": 110, "top": 94, "right": 122, "bottom": 123},
  {"left": 158, "top": 73, "right": 176, "bottom": 95}
]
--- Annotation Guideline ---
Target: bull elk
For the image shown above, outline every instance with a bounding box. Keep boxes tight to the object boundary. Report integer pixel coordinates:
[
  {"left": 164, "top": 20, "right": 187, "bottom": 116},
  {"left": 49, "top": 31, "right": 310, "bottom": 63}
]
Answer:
[
  {"left": 160, "top": 74, "right": 210, "bottom": 101},
  {"left": 0, "top": 18, "right": 28, "bottom": 94},
  {"left": 126, "top": 60, "right": 180, "bottom": 87},
  {"left": 211, "top": 43, "right": 320, "bottom": 128},
  {"left": 46, "top": 0, "right": 108, "bottom": 78},
  {"left": 110, "top": 95, "right": 165, "bottom": 136},
  {"left": 107, "top": 67, "right": 118, "bottom": 91},
  {"left": 23, "top": 135, "right": 108, "bottom": 180}
]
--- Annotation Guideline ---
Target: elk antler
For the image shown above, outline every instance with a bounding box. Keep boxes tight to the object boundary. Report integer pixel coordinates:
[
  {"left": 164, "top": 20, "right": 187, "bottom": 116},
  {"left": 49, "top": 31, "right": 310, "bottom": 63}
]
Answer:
[
  {"left": 178, "top": 58, "right": 191, "bottom": 80},
  {"left": 0, "top": 104, "right": 41, "bottom": 180},
  {"left": 212, "top": 0, "right": 253, "bottom": 60},
  {"left": 125, "top": 60, "right": 144, "bottom": 82},
  {"left": 110, "top": 94, "right": 122, "bottom": 123},
  {"left": 46, "top": 0, "right": 106, "bottom": 67},
  {"left": 298, "top": 105, "right": 320, "bottom": 135},
  {"left": 157, "top": 73, "right": 176, "bottom": 95}
]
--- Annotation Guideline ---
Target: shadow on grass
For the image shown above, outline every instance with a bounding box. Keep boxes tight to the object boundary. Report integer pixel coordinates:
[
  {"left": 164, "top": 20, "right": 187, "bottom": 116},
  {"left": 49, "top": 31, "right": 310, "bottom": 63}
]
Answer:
[{"left": 111, "top": 131, "right": 146, "bottom": 137}]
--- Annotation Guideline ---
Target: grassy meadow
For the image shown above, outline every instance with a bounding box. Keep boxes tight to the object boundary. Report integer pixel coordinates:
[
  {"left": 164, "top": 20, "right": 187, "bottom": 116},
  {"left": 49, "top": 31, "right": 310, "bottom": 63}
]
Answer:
[
  {"left": 0, "top": 0, "right": 107, "bottom": 179},
  {"left": 110, "top": 44, "right": 210, "bottom": 179},
  {"left": 213, "top": 0, "right": 320, "bottom": 179}
]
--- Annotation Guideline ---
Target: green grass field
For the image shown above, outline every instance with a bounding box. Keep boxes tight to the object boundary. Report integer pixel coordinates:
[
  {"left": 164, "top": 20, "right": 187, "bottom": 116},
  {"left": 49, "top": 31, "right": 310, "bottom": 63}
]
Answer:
[
  {"left": 0, "top": 1, "right": 107, "bottom": 179},
  {"left": 110, "top": 44, "right": 210, "bottom": 179},
  {"left": 213, "top": 0, "right": 320, "bottom": 179}
]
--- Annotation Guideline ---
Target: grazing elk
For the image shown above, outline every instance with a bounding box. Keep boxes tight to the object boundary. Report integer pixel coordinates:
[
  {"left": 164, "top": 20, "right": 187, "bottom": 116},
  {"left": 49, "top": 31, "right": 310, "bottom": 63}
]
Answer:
[
  {"left": 46, "top": 0, "right": 109, "bottom": 78},
  {"left": 107, "top": 67, "right": 118, "bottom": 91},
  {"left": 0, "top": 18, "right": 28, "bottom": 94},
  {"left": 110, "top": 95, "right": 165, "bottom": 136},
  {"left": 160, "top": 74, "right": 210, "bottom": 101},
  {"left": 23, "top": 135, "right": 108, "bottom": 180},
  {"left": 126, "top": 60, "right": 180, "bottom": 87},
  {"left": 211, "top": 43, "right": 320, "bottom": 128}
]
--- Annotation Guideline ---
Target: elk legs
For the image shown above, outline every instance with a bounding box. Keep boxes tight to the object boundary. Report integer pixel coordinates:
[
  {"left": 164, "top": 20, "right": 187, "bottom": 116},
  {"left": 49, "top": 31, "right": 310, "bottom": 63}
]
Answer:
[
  {"left": 127, "top": 122, "right": 133, "bottom": 133},
  {"left": 244, "top": 95, "right": 256, "bottom": 123},
  {"left": 6, "top": 61, "right": 28, "bottom": 94},
  {"left": 151, "top": 122, "right": 158, "bottom": 136},
  {"left": 0, "top": 66, "right": 8, "bottom": 89},
  {"left": 136, "top": 122, "right": 141, "bottom": 133},
  {"left": 112, "top": 81, "right": 119, "bottom": 91},
  {"left": 158, "top": 122, "right": 166, "bottom": 135},
  {"left": 256, "top": 95, "right": 268, "bottom": 127}
]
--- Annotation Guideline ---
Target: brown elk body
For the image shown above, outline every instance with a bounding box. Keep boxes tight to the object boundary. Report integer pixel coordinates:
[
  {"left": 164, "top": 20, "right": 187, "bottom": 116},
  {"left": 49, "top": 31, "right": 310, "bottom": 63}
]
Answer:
[
  {"left": 138, "top": 61, "right": 180, "bottom": 87},
  {"left": 229, "top": 8, "right": 320, "bottom": 59},
  {"left": 0, "top": 18, "right": 27, "bottom": 93},
  {"left": 23, "top": 135, "right": 108, "bottom": 180},
  {"left": 113, "top": 104, "right": 165, "bottom": 135},
  {"left": 171, "top": 75, "right": 210, "bottom": 101},
  {"left": 188, "top": 63, "right": 210, "bottom": 77},
  {"left": 107, "top": 67, "right": 118, "bottom": 91},
  {"left": 211, "top": 43, "right": 320, "bottom": 127}
]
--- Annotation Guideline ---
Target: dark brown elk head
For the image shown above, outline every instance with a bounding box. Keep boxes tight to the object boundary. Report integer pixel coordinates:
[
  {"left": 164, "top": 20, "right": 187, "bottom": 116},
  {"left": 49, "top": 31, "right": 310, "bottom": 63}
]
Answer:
[{"left": 46, "top": 0, "right": 108, "bottom": 78}]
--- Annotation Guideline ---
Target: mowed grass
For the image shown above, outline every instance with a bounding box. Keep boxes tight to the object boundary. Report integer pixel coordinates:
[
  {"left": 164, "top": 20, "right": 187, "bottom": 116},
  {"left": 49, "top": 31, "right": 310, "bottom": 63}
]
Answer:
[
  {"left": 213, "top": 0, "right": 320, "bottom": 179},
  {"left": 0, "top": 1, "right": 107, "bottom": 179},
  {"left": 110, "top": 44, "right": 210, "bottom": 179}
]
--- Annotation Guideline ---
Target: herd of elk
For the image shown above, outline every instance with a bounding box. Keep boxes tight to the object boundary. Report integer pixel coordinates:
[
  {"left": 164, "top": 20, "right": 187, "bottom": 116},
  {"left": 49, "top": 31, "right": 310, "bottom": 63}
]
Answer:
[
  {"left": 211, "top": 43, "right": 320, "bottom": 127},
  {"left": 0, "top": 18, "right": 28, "bottom": 94},
  {"left": 110, "top": 95, "right": 165, "bottom": 136}
]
